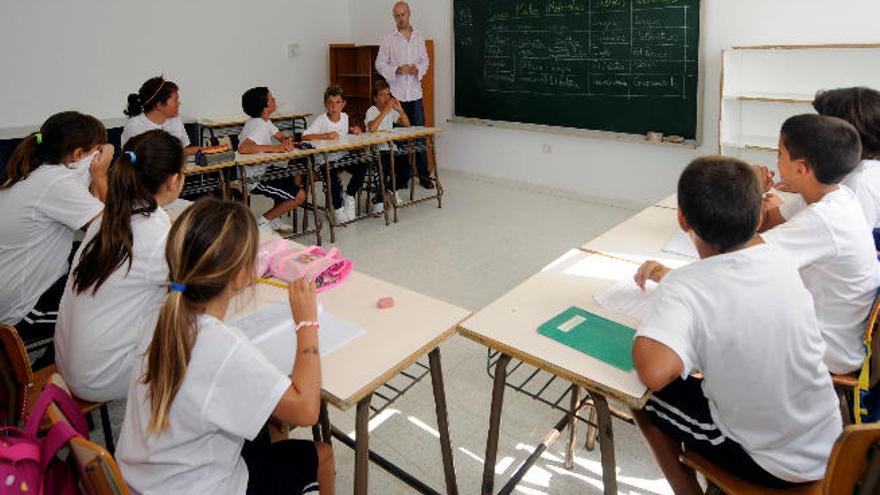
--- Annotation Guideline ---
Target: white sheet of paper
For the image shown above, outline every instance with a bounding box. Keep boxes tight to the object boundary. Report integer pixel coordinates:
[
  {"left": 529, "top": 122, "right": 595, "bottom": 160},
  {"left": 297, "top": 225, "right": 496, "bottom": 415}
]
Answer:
[
  {"left": 229, "top": 301, "right": 365, "bottom": 373},
  {"left": 662, "top": 230, "right": 698, "bottom": 258},
  {"left": 594, "top": 277, "right": 658, "bottom": 322}
]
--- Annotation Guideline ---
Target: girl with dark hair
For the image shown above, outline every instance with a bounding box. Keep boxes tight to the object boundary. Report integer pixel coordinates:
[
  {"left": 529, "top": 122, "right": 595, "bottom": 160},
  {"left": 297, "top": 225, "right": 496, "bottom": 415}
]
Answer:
[
  {"left": 0, "top": 111, "right": 112, "bottom": 352},
  {"left": 116, "top": 198, "right": 335, "bottom": 494},
  {"left": 55, "top": 129, "right": 185, "bottom": 402},
  {"left": 121, "top": 76, "right": 200, "bottom": 155}
]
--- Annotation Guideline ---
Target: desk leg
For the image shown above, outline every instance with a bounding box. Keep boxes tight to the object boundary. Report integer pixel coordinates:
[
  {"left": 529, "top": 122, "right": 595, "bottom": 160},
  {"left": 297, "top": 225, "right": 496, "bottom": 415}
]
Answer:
[
  {"left": 307, "top": 155, "right": 323, "bottom": 246},
  {"left": 409, "top": 139, "right": 417, "bottom": 202},
  {"left": 593, "top": 394, "right": 618, "bottom": 495},
  {"left": 429, "top": 135, "right": 442, "bottom": 209},
  {"left": 428, "top": 348, "right": 458, "bottom": 495},
  {"left": 354, "top": 394, "right": 372, "bottom": 495},
  {"left": 319, "top": 398, "right": 331, "bottom": 444},
  {"left": 482, "top": 353, "right": 511, "bottom": 495},
  {"left": 238, "top": 165, "right": 250, "bottom": 205},
  {"left": 565, "top": 386, "right": 579, "bottom": 469},
  {"left": 372, "top": 145, "right": 390, "bottom": 226},
  {"left": 321, "top": 152, "right": 336, "bottom": 244}
]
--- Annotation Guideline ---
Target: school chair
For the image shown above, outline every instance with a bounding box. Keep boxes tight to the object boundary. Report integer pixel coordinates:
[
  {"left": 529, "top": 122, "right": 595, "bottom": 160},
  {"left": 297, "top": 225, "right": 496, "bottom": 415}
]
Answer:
[
  {"left": 45, "top": 373, "right": 131, "bottom": 495},
  {"left": 833, "top": 290, "right": 880, "bottom": 424},
  {"left": 680, "top": 423, "right": 880, "bottom": 495},
  {"left": 0, "top": 324, "right": 115, "bottom": 453}
]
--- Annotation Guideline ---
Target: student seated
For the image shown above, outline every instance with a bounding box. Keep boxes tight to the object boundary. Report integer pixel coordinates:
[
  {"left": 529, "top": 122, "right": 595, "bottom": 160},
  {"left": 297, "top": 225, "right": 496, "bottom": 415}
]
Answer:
[
  {"left": 0, "top": 112, "right": 111, "bottom": 360},
  {"left": 121, "top": 76, "right": 200, "bottom": 156},
  {"left": 759, "top": 114, "right": 880, "bottom": 374},
  {"left": 116, "top": 198, "right": 334, "bottom": 495},
  {"left": 302, "top": 84, "right": 364, "bottom": 224},
  {"left": 55, "top": 130, "right": 185, "bottom": 402},
  {"left": 813, "top": 87, "right": 880, "bottom": 234},
  {"left": 365, "top": 80, "right": 412, "bottom": 210},
  {"left": 631, "top": 156, "right": 842, "bottom": 494},
  {"left": 238, "top": 86, "right": 306, "bottom": 233}
]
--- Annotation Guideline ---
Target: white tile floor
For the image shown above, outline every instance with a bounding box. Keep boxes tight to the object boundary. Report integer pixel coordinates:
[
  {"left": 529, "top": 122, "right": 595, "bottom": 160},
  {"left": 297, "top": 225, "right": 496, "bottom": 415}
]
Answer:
[{"left": 100, "top": 170, "right": 673, "bottom": 494}]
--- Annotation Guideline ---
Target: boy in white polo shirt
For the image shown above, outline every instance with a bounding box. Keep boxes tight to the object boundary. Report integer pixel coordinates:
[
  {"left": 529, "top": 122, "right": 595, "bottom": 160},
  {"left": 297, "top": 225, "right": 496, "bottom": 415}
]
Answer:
[
  {"left": 631, "top": 156, "right": 842, "bottom": 493},
  {"left": 365, "top": 80, "right": 411, "bottom": 211},
  {"left": 760, "top": 114, "right": 880, "bottom": 374},
  {"left": 238, "top": 86, "right": 304, "bottom": 233},
  {"left": 303, "top": 84, "right": 364, "bottom": 224}
]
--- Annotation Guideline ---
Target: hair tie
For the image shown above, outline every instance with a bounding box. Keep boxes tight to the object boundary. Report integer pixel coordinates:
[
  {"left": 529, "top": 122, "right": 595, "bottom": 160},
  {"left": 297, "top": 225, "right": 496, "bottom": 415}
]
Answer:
[
  {"left": 170, "top": 282, "right": 186, "bottom": 293},
  {"left": 34, "top": 132, "right": 42, "bottom": 145},
  {"left": 125, "top": 151, "right": 137, "bottom": 163}
]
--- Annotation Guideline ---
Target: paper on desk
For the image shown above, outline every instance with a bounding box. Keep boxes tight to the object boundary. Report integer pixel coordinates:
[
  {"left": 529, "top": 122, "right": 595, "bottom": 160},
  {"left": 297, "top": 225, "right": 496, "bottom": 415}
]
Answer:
[
  {"left": 229, "top": 301, "right": 365, "bottom": 373},
  {"left": 662, "top": 230, "right": 698, "bottom": 258},
  {"left": 594, "top": 277, "right": 658, "bottom": 322}
]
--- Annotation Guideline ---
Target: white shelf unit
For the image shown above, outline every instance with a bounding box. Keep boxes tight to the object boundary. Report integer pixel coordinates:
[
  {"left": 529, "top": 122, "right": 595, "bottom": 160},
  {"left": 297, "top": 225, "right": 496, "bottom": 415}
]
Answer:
[{"left": 720, "top": 44, "right": 880, "bottom": 168}]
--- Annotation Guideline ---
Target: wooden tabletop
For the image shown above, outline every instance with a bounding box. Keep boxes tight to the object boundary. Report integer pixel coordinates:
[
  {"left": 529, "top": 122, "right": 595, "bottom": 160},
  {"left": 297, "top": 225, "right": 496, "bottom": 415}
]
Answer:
[
  {"left": 199, "top": 111, "right": 313, "bottom": 128},
  {"left": 225, "top": 232, "right": 470, "bottom": 411},
  {"left": 458, "top": 249, "right": 650, "bottom": 409}
]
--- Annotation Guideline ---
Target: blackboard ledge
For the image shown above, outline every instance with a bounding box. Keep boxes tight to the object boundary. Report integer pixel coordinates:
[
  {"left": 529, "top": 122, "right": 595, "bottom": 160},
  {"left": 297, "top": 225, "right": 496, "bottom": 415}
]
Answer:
[{"left": 448, "top": 117, "right": 699, "bottom": 149}]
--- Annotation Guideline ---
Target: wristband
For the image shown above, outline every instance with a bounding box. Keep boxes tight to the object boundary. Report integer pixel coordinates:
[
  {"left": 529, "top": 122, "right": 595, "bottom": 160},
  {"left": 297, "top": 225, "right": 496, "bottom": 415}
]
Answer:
[{"left": 295, "top": 321, "right": 319, "bottom": 332}]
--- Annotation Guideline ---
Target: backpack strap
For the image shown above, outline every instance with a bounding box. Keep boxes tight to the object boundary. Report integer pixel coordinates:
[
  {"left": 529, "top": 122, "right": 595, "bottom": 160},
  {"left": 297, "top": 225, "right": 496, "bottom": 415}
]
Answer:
[
  {"left": 25, "top": 384, "right": 89, "bottom": 439},
  {"left": 38, "top": 421, "right": 79, "bottom": 471},
  {"left": 0, "top": 443, "right": 40, "bottom": 464}
]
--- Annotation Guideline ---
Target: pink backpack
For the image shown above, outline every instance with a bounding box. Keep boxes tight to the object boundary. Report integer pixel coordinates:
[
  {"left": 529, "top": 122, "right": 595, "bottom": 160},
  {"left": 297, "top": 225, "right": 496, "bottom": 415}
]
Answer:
[
  {"left": 257, "top": 239, "right": 353, "bottom": 293},
  {"left": 0, "top": 384, "right": 88, "bottom": 495}
]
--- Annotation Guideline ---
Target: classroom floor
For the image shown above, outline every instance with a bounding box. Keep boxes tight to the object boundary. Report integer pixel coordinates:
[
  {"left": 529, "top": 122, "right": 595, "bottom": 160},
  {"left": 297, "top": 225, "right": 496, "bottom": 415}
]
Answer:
[{"left": 98, "top": 170, "right": 672, "bottom": 494}]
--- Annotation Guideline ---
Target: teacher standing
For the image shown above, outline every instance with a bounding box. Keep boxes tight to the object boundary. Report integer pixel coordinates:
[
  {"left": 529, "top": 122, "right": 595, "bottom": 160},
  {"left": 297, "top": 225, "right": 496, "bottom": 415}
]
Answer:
[{"left": 375, "top": 1, "right": 433, "bottom": 190}]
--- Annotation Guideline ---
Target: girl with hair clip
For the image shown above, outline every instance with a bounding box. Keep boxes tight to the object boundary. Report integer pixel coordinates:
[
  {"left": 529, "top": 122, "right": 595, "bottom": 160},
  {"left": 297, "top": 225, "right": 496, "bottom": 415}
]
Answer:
[
  {"left": 0, "top": 111, "right": 112, "bottom": 359},
  {"left": 116, "top": 198, "right": 335, "bottom": 495},
  {"left": 121, "top": 75, "right": 200, "bottom": 155},
  {"left": 55, "top": 129, "right": 186, "bottom": 402}
]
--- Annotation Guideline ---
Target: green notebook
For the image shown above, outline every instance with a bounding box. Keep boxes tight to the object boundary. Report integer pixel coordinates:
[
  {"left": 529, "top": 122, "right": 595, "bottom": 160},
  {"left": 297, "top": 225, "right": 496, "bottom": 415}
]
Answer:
[{"left": 537, "top": 306, "right": 636, "bottom": 371}]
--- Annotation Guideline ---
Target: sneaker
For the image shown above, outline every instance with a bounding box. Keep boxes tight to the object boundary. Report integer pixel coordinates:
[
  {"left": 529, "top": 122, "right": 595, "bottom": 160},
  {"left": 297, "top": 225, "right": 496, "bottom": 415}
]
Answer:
[
  {"left": 371, "top": 200, "right": 385, "bottom": 214},
  {"left": 394, "top": 191, "right": 403, "bottom": 204},
  {"left": 334, "top": 207, "right": 348, "bottom": 224},
  {"left": 269, "top": 218, "right": 294, "bottom": 233},
  {"left": 419, "top": 176, "right": 435, "bottom": 190},
  {"left": 256, "top": 215, "right": 271, "bottom": 228},
  {"left": 343, "top": 194, "right": 356, "bottom": 215}
]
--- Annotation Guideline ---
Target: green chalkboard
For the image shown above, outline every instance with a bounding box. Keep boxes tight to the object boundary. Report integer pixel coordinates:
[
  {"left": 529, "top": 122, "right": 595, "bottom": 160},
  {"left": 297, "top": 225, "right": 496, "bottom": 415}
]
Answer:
[{"left": 454, "top": 0, "right": 701, "bottom": 139}]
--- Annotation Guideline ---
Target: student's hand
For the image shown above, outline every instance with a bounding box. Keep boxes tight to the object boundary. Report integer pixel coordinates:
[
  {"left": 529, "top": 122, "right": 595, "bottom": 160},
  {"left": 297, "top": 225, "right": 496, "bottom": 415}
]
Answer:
[
  {"left": 288, "top": 277, "right": 318, "bottom": 324},
  {"left": 90, "top": 144, "right": 114, "bottom": 177},
  {"left": 350, "top": 126, "right": 363, "bottom": 135},
  {"left": 280, "top": 140, "right": 295, "bottom": 152},
  {"left": 752, "top": 165, "right": 775, "bottom": 193},
  {"left": 634, "top": 261, "right": 670, "bottom": 290},
  {"left": 763, "top": 192, "right": 783, "bottom": 210},
  {"left": 326, "top": 131, "right": 340, "bottom": 140},
  {"left": 390, "top": 98, "right": 404, "bottom": 113},
  {"left": 774, "top": 181, "right": 797, "bottom": 193}
]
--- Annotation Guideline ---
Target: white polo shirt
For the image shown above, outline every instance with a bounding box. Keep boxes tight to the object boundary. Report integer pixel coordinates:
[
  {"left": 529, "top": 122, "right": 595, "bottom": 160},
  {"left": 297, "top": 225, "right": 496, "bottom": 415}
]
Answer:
[
  {"left": 55, "top": 207, "right": 171, "bottom": 402},
  {"left": 117, "top": 315, "right": 290, "bottom": 495},
  {"left": 639, "top": 243, "right": 842, "bottom": 482},
  {"left": 238, "top": 118, "right": 282, "bottom": 189},
  {"left": 305, "top": 112, "right": 349, "bottom": 165},
  {"left": 764, "top": 186, "right": 880, "bottom": 373},
  {"left": 365, "top": 106, "right": 401, "bottom": 151},
  {"left": 121, "top": 114, "right": 191, "bottom": 148},
  {"left": 0, "top": 165, "right": 103, "bottom": 325}
]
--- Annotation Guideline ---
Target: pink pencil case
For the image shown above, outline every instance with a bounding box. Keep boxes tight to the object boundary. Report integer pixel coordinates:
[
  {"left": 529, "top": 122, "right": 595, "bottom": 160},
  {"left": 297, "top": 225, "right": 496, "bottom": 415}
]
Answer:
[{"left": 257, "top": 238, "right": 353, "bottom": 293}]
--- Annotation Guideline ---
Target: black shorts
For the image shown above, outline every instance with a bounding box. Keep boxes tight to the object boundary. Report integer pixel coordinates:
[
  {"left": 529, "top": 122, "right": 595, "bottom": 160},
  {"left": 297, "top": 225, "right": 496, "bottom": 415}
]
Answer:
[
  {"left": 242, "top": 426, "right": 319, "bottom": 494},
  {"left": 645, "top": 377, "right": 803, "bottom": 489},
  {"left": 252, "top": 166, "right": 302, "bottom": 202}
]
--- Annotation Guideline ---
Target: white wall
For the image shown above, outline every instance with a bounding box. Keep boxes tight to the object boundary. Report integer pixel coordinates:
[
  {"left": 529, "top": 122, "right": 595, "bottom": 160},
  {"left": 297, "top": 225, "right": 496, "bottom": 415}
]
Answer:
[
  {"left": 349, "top": 0, "right": 880, "bottom": 205},
  {"left": 0, "top": 0, "right": 350, "bottom": 128}
]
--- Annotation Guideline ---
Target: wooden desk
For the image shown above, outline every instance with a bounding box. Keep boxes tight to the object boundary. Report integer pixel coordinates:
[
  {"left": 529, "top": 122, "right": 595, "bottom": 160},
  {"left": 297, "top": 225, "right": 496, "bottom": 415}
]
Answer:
[
  {"left": 582, "top": 204, "right": 693, "bottom": 268},
  {"left": 459, "top": 249, "right": 649, "bottom": 495},
  {"left": 227, "top": 235, "right": 470, "bottom": 495},
  {"left": 198, "top": 111, "right": 312, "bottom": 146}
]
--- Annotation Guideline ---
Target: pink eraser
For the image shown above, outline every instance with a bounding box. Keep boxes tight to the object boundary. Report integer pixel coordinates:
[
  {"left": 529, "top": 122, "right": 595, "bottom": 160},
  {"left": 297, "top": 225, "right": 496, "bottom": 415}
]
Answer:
[{"left": 377, "top": 297, "right": 395, "bottom": 309}]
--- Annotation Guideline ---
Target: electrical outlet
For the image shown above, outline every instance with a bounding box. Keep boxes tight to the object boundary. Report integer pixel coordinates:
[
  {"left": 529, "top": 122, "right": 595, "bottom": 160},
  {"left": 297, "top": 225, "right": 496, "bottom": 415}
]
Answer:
[
  {"left": 542, "top": 144, "right": 552, "bottom": 154},
  {"left": 286, "top": 43, "right": 300, "bottom": 58}
]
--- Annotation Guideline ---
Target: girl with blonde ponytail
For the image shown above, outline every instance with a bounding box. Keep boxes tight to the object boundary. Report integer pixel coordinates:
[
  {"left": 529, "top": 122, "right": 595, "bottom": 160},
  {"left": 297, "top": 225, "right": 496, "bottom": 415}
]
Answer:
[
  {"left": 116, "top": 198, "right": 334, "bottom": 495},
  {"left": 55, "top": 129, "right": 185, "bottom": 402}
]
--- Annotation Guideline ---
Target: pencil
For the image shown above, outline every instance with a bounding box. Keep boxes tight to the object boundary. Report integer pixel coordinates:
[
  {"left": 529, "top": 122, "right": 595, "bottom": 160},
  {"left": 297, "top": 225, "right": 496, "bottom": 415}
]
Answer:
[{"left": 257, "top": 277, "right": 288, "bottom": 289}]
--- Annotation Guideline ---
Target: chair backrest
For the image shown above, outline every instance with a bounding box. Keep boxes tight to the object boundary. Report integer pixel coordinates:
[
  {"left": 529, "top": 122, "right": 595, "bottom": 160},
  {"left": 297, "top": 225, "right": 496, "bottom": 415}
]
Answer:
[
  {"left": 865, "top": 291, "right": 880, "bottom": 389},
  {"left": 824, "top": 423, "right": 880, "bottom": 494},
  {"left": 46, "top": 374, "right": 130, "bottom": 495},
  {"left": 0, "top": 324, "right": 34, "bottom": 425}
]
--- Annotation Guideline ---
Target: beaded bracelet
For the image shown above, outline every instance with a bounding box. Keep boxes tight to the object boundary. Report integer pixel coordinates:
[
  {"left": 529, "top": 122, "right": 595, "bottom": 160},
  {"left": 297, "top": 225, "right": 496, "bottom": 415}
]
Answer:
[{"left": 295, "top": 321, "right": 320, "bottom": 332}]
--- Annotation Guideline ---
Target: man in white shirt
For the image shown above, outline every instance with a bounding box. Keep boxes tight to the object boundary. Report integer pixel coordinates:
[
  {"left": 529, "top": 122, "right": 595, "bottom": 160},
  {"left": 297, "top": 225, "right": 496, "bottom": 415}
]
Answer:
[
  {"left": 633, "top": 156, "right": 842, "bottom": 493},
  {"left": 759, "top": 114, "right": 880, "bottom": 375},
  {"left": 375, "top": 1, "right": 433, "bottom": 189}
]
